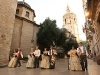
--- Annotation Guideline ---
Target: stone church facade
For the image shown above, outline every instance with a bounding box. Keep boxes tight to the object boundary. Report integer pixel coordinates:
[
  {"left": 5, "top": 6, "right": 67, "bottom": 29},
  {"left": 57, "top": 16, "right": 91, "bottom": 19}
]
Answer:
[
  {"left": 0, "top": 1, "right": 40, "bottom": 64},
  {"left": 10, "top": 1, "right": 40, "bottom": 56}
]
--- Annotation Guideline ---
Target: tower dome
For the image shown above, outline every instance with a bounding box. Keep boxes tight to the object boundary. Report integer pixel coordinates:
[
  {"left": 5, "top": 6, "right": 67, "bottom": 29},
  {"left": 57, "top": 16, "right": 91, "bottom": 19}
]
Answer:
[{"left": 18, "top": 1, "right": 31, "bottom": 8}]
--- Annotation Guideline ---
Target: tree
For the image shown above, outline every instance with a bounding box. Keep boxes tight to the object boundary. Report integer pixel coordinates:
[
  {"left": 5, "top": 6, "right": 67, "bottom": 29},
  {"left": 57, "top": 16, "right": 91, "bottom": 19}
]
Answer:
[
  {"left": 56, "top": 28, "right": 67, "bottom": 47},
  {"left": 63, "top": 38, "right": 78, "bottom": 55},
  {"left": 37, "top": 18, "right": 67, "bottom": 52}
]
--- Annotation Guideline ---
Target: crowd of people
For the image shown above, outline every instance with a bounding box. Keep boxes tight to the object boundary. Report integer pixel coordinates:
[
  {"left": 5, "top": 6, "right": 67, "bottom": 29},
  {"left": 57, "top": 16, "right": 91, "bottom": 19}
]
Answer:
[
  {"left": 8, "top": 42, "right": 88, "bottom": 71},
  {"left": 8, "top": 46, "right": 57, "bottom": 69}
]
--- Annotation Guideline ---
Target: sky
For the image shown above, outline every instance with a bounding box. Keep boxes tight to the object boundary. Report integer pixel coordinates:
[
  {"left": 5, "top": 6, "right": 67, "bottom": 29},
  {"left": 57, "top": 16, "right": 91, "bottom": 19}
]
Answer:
[{"left": 18, "top": 0, "right": 86, "bottom": 41}]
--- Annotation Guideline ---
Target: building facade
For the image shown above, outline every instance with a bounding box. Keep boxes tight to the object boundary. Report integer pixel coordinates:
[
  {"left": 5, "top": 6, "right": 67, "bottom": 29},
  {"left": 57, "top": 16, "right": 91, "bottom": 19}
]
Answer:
[
  {"left": 0, "top": 1, "right": 40, "bottom": 64},
  {"left": 10, "top": 1, "right": 40, "bottom": 56},
  {"left": 0, "top": 0, "right": 17, "bottom": 64},
  {"left": 63, "top": 5, "right": 79, "bottom": 42},
  {"left": 82, "top": 0, "right": 100, "bottom": 58}
]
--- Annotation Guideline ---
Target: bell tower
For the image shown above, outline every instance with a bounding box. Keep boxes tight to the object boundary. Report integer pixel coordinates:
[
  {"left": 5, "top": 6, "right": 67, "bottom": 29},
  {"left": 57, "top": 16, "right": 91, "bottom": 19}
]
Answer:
[{"left": 67, "top": 4, "right": 70, "bottom": 13}]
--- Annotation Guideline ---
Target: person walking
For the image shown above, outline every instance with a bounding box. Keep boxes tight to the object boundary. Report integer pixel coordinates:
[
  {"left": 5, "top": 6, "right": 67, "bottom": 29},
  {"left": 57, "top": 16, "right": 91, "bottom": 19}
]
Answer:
[
  {"left": 15, "top": 48, "right": 23, "bottom": 67},
  {"left": 48, "top": 46, "right": 53, "bottom": 62},
  {"left": 8, "top": 49, "right": 18, "bottom": 68},
  {"left": 40, "top": 48, "right": 50, "bottom": 69},
  {"left": 33, "top": 46, "right": 41, "bottom": 68},
  {"left": 69, "top": 45, "right": 82, "bottom": 71},
  {"left": 48, "top": 46, "right": 56, "bottom": 69},
  {"left": 77, "top": 42, "right": 88, "bottom": 71},
  {"left": 26, "top": 49, "right": 35, "bottom": 68}
]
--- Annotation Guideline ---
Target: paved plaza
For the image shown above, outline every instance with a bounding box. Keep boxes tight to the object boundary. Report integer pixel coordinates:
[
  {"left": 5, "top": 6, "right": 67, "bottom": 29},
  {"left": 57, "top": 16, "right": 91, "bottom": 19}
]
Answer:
[
  {"left": 88, "top": 59, "right": 100, "bottom": 75},
  {"left": 0, "top": 59, "right": 88, "bottom": 75}
]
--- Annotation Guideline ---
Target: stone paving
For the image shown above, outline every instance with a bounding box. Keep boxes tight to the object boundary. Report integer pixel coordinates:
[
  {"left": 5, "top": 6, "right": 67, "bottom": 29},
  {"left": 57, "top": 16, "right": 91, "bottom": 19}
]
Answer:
[
  {"left": 0, "top": 59, "right": 88, "bottom": 75},
  {"left": 88, "top": 59, "right": 100, "bottom": 75}
]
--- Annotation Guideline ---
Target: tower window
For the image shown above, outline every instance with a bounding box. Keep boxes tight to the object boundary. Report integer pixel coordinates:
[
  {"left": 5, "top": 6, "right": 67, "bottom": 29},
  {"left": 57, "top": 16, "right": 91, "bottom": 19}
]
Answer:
[
  {"left": 16, "top": 9, "right": 19, "bottom": 14},
  {"left": 25, "top": 11, "right": 29, "bottom": 17},
  {"left": 74, "top": 18, "right": 75, "bottom": 21},
  {"left": 65, "top": 19, "right": 66, "bottom": 24}
]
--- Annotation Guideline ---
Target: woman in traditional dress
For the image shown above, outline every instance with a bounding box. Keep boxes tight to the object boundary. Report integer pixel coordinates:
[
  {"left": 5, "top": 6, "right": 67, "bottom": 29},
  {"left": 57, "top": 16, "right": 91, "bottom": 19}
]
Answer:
[
  {"left": 69, "top": 45, "right": 82, "bottom": 71},
  {"left": 40, "top": 48, "right": 50, "bottom": 69},
  {"left": 26, "top": 49, "right": 35, "bottom": 68},
  {"left": 8, "top": 49, "right": 18, "bottom": 68},
  {"left": 49, "top": 54, "right": 56, "bottom": 69}
]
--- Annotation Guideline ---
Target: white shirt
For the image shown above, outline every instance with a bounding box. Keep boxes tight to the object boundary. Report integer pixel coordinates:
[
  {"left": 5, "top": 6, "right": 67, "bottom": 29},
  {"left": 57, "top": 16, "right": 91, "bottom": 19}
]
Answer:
[
  {"left": 48, "top": 49, "right": 53, "bottom": 55},
  {"left": 34, "top": 49, "right": 40, "bottom": 57},
  {"left": 77, "top": 46, "right": 88, "bottom": 56}
]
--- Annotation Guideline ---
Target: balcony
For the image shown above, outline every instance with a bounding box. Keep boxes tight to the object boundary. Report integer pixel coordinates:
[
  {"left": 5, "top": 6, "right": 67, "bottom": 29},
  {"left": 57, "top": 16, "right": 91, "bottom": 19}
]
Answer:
[
  {"left": 86, "top": 19, "right": 95, "bottom": 33},
  {"left": 89, "top": 24, "right": 95, "bottom": 33},
  {"left": 87, "top": 33, "right": 93, "bottom": 41}
]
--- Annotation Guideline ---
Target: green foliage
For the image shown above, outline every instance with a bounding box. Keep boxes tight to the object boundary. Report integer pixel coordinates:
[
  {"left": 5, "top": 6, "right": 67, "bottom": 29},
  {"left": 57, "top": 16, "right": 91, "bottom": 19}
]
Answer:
[
  {"left": 63, "top": 38, "right": 78, "bottom": 55},
  {"left": 82, "top": 41, "right": 86, "bottom": 46},
  {"left": 37, "top": 18, "right": 67, "bottom": 50},
  {"left": 56, "top": 29, "right": 67, "bottom": 47}
]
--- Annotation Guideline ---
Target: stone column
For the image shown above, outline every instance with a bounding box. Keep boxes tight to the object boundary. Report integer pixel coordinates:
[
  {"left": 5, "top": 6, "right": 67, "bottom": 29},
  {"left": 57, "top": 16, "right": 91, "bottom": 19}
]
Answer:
[{"left": 0, "top": 0, "right": 17, "bottom": 64}]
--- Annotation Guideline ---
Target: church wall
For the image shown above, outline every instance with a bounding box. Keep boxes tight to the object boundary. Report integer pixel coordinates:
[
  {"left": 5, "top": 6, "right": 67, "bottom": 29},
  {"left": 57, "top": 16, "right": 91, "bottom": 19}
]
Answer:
[
  {"left": 16, "top": 6, "right": 23, "bottom": 17},
  {"left": 11, "top": 17, "right": 39, "bottom": 56},
  {"left": 16, "top": 6, "right": 35, "bottom": 22},
  {"left": 0, "top": 0, "right": 17, "bottom": 64},
  {"left": 11, "top": 18, "right": 22, "bottom": 53},
  {"left": 22, "top": 7, "right": 34, "bottom": 22},
  {"left": 20, "top": 20, "right": 34, "bottom": 56},
  {"left": 32, "top": 25, "right": 40, "bottom": 49}
]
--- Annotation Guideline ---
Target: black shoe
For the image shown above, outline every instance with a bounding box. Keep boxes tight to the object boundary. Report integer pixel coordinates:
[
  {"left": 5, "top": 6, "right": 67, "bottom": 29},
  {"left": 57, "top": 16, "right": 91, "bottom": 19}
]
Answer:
[
  {"left": 82, "top": 70, "right": 85, "bottom": 71},
  {"left": 18, "top": 65, "right": 21, "bottom": 67},
  {"left": 41, "top": 67, "right": 45, "bottom": 69}
]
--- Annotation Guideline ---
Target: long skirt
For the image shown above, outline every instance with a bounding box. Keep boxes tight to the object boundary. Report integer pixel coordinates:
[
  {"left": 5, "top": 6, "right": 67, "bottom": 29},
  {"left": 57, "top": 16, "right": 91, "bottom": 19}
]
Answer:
[
  {"left": 8, "top": 57, "right": 17, "bottom": 68},
  {"left": 40, "top": 55, "right": 50, "bottom": 69},
  {"left": 69, "top": 56, "right": 82, "bottom": 70},
  {"left": 26, "top": 57, "right": 34, "bottom": 68}
]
